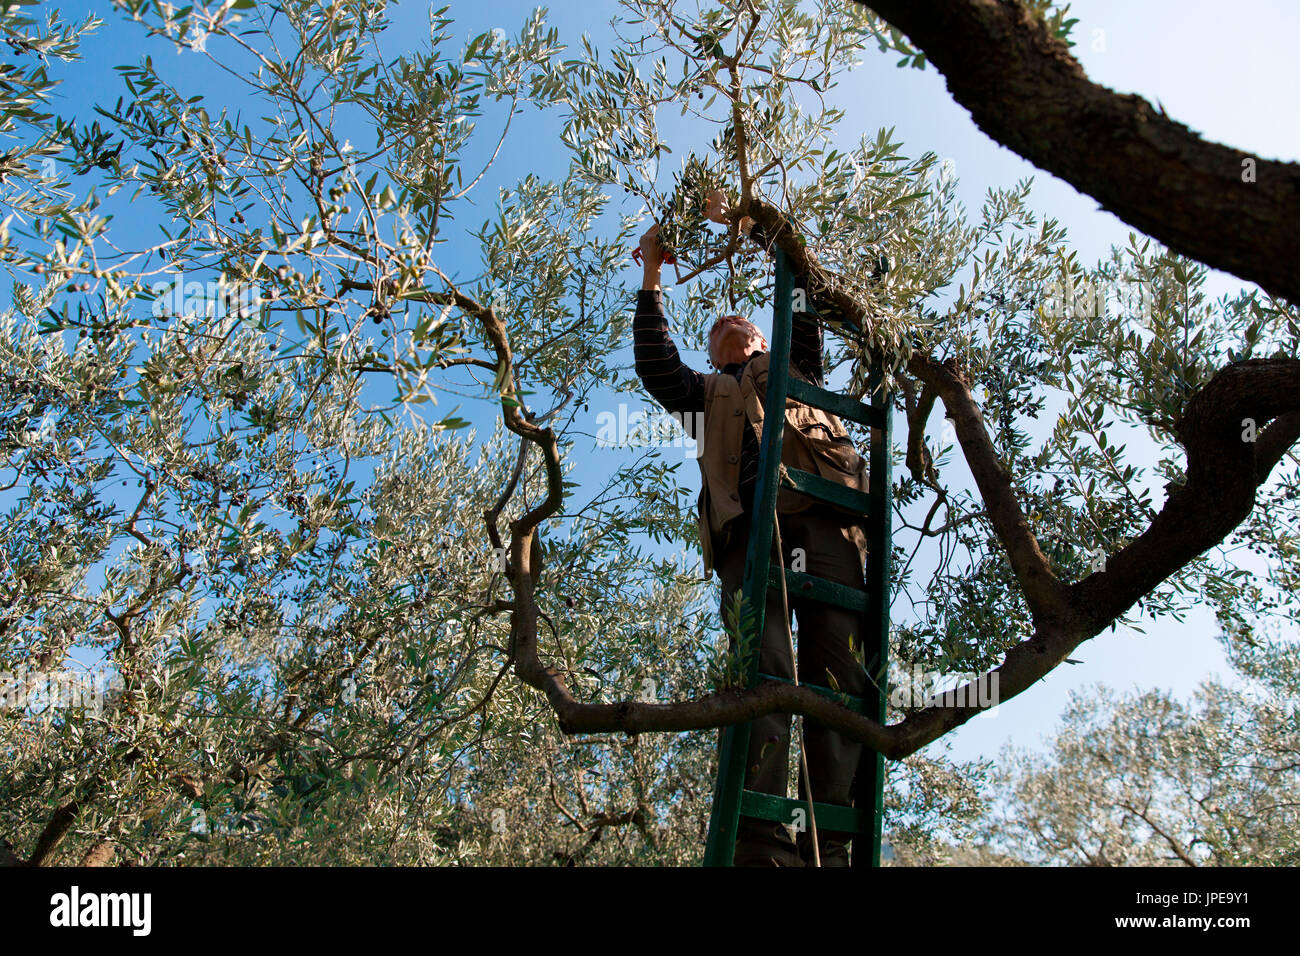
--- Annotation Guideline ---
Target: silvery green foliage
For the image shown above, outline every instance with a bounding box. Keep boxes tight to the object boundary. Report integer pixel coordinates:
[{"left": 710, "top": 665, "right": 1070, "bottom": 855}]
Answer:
[
  {"left": 0, "top": 2, "right": 104, "bottom": 245},
  {"left": 880, "top": 746, "right": 992, "bottom": 866},
  {"left": 0, "top": 0, "right": 719, "bottom": 865},
  {"left": 979, "top": 670, "right": 1300, "bottom": 866},
  {"left": 557, "top": 0, "right": 1300, "bottom": 862},
  {"left": 3, "top": 0, "right": 1294, "bottom": 865}
]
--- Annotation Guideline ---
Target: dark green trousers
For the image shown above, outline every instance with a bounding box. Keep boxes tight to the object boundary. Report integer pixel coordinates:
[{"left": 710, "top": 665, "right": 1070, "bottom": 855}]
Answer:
[{"left": 714, "top": 503, "right": 870, "bottom": 866}]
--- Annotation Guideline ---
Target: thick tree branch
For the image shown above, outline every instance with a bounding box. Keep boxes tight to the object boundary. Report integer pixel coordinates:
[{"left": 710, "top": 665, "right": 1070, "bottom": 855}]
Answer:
[
  {"left": 1073, "top": 358, "right": 1300, "bottom": 629},
  {"left": 886, "top": 358, "right": 1300, "bottom": 753},
  {"left": 854, "top": 0, "right": 1300, "bottom": 304},
  {"left": 744, "top": 198, "right": 872, "bottom": 334},
  {"left": 480, "top": 361, "right": 1297, "bottom": 765},
  {"left": 906, "top": 351, "right": 1070, "bottom": 627},
  {"left": 1255, "top": 410, "right": 1300, "bottom": 481},
  {"left": 542, "top": 680, "right": 896, "bottom": 756},
  {"left": 665, "top": 172, "right": 1300, "bottom": 760},
  {"left": 25, "top": 798, "right": 82, "bottom": 867},
  {"left": 900, "top": 376, "right": 939, "bottom": 486},
  {"left": 79, "top": 840, "right": 117, "bottom": 867}
]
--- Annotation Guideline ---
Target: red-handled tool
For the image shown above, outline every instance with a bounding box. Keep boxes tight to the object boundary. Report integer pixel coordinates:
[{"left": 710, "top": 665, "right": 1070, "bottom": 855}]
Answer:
[{"left": 632, "top": 243, "right": 676, "bottom": 266}]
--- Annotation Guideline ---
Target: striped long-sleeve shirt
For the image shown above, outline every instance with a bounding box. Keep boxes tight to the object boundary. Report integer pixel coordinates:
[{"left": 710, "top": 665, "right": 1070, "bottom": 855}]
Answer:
[{"left": 633, "top": 252, "right": 824, "bottom": 514}]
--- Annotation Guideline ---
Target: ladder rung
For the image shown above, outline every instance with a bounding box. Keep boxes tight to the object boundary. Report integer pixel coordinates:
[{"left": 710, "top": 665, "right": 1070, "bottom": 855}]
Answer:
[
  {"left": 738, "top": 789, "right": 868, "bottom": 835},
  {"left": 756, "top": 672, "right": 868, "bottom": 712},
  {"left": 782, "top": 467, "right": 870, "bottom": 515},
  {"left": 767, "top": 567, "right": 869, "bottom": 614},
  {"left": 788, "top": 378, "right": 883, "bottom": 429}
]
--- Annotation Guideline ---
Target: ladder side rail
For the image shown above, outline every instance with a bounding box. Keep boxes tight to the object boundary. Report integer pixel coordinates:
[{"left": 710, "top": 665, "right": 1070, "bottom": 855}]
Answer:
[{"left": 855, "top": 361, "right": 893, "bottom": 868}]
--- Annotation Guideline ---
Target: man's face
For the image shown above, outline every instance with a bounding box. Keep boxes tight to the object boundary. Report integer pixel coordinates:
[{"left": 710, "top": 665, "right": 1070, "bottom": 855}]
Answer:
[{"left": 708, "top": 315, "right": 767, "bottom": 368}]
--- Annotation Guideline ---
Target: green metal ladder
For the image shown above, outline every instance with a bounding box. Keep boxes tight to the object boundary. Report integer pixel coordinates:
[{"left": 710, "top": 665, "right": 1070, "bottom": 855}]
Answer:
[{"left": 702, "top": 247, "right": 892, "bottom": 867}]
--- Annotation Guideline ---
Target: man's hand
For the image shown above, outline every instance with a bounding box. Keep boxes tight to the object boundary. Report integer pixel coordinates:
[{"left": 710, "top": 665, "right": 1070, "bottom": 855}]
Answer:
[
  {"left": 638, "top": 223, "right": 664, "bottom": 291},
  {"left": 705, "top": 189, "right": 754, "bottom": 234},
  {"left": 705, "top": 189, "right": 729, "bottom": 225},
  {"left": 638, "top": 223, "right": 665, "bottom": 270}
]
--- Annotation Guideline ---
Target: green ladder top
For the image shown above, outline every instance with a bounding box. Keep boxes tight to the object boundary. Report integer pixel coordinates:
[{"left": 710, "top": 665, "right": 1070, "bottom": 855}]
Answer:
[{"left": 702, "top": 247, "right": 893, "bottom": 868}]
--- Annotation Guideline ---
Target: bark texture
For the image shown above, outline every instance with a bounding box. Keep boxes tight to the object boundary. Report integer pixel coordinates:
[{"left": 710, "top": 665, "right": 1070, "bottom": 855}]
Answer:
[{"left": 854, "top": 0, "right": 1300, "bottom": 305}]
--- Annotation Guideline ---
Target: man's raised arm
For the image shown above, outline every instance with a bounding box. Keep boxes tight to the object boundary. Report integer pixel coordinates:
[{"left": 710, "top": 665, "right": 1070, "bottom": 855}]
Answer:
[{"left": 633, "top": 224, "right": 706, "bottom": 421}]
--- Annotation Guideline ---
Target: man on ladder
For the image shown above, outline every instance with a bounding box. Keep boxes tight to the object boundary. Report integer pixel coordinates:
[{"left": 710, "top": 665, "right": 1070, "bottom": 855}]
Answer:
[{"left": 633, "top": 191, "right": 873, "bottom": 866}]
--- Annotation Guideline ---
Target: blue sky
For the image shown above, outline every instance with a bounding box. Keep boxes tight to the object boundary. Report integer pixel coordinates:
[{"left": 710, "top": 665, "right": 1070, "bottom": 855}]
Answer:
[{"left": 15, "top": 1, "right": 1299, "bottom": 769}]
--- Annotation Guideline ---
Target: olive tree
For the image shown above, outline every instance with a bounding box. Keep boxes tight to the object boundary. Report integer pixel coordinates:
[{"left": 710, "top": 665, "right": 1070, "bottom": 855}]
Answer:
[
  {"left": 0, "top": 0, "right": 977, "bottom": 867},
  {"left": 981, "top": 677, "right": 1299, "bottom": 865},
  {"left": 3, "top": 0, "right": 1293, "bottom": 866}
]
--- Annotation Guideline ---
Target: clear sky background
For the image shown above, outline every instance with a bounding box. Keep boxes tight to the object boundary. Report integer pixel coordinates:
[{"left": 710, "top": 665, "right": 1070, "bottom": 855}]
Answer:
[{"left": 23, "top": 1, "right": 1300, "bottom": 770}]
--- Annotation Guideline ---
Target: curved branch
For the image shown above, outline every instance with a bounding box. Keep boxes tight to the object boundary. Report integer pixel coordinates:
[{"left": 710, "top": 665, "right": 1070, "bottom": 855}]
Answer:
[
  {"left": 906, "top": 352, "right": 1070, "bottom": 628},
  {"left": 886, "top": 357, "right": 1300, "bottom": 755},
  {"left": 484, "top": 360, "right": 1298, "bottom": 765},
  {"left": 1073, "top": 358, "right": 1300, "bottom": 629},
  {"left": 452, "top": 116, "right": 1300, "bottom": 761},
  {"left": 1118, "top": 801, "right": 1200, "bottom": 867},
  {"left": 23, "top": 797, "right": 84, "bottom": 867},
  {"left": 900, "top": 375, "right": 939, "bottom": 486},
  {"left": 1255, "top": 410, "right": 1300, "bottom": 480},
  {"left": 536, "top": 680, "right": 896, "bottom": 757}
]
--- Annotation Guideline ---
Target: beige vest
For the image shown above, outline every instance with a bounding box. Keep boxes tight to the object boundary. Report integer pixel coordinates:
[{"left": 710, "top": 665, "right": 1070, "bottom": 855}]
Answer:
[{"left": 695, "top": 351, "right": 868, "bottom": 578}]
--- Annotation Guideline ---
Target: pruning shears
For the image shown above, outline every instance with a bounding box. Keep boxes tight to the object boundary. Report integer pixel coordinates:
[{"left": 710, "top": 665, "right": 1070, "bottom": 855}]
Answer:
[{"left": 632, "top": 242, "right": 677, "bottom": 266}]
